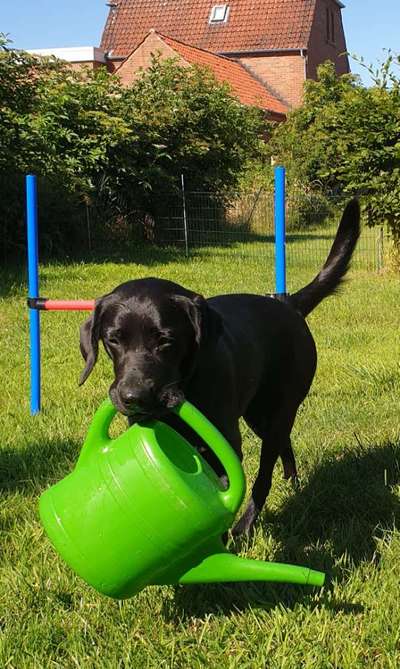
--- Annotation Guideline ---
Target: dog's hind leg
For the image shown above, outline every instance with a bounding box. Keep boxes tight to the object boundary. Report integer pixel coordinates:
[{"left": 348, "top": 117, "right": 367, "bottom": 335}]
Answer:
[{"left": 281, "top": 441, "right": 298, "bottom": 483}]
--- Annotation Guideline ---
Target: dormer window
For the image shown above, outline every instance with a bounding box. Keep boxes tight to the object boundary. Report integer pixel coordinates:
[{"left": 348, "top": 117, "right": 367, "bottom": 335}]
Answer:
[{"left": 209, "top": 4, "right": 229, "bottom": 24}]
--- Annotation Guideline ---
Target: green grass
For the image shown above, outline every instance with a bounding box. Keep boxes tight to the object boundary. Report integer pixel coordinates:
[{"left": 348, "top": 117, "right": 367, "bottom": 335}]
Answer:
[{"left": 0, "top": 240, "right": 399, "bottom": 668}]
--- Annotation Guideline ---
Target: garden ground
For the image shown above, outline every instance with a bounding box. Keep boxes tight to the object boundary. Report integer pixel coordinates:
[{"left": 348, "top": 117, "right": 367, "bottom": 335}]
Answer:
[{"left": 0, "top": 235, "right": 399, "bottom": 668}]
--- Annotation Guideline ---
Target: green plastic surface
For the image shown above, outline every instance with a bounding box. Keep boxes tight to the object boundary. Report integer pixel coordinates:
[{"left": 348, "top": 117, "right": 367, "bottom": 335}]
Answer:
[{"left": 39, "top": 399, "right": 325, "bottom": 598}]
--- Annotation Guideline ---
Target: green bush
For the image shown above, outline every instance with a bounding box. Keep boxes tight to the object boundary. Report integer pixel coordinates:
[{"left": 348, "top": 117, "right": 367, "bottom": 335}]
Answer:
[
  {"left": 271, "top": 59, "right": 400, "bottom": 243},
  {"left": 0, "top": 35, "right": 264, "bottom": 260}
]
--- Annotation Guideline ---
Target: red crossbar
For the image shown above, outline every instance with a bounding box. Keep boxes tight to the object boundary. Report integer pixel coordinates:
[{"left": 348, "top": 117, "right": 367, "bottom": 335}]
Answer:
[{"left": 43, "top": 300, "right": 95, "bottom": 311}]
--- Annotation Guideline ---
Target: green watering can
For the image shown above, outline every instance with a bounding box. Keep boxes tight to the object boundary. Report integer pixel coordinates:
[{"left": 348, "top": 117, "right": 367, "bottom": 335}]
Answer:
[{"left": 39, "top": 399, "right": 325, "bottom": 599}]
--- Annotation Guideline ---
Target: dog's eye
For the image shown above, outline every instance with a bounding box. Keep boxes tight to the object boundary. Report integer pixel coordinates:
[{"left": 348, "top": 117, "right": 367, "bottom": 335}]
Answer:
[
  {"left": 155, "top": 337, "right": 173, "bottom": 352},
  {"left": 107, "top": 332, "right": 121, "bottom": 346}
]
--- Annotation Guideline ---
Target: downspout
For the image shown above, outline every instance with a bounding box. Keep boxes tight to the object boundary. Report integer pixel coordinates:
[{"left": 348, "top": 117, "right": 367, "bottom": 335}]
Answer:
[{"left": 300, "top": 48, "right": 308, "bottom": 80}]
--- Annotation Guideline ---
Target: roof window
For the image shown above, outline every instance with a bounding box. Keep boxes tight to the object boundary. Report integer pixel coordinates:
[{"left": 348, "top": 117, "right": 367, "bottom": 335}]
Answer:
[{"left": 209, "top": 4, "right": 229, "bottom": 24}]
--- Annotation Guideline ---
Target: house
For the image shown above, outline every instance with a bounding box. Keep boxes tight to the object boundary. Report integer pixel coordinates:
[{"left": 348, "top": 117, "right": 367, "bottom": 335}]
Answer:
[
  {"left": 101, "top": 0, "right": 349, "bottom": 109},
  {"left": 29, "top": 0, "right": 349, "bottom": 116},
  {"left": 116, "top": 30, "right": 287, "bottom": 120}
]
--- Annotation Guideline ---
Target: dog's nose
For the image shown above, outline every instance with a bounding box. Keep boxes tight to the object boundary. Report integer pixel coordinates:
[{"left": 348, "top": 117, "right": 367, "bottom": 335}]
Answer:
[
  {"left": 119, "top": 386, "right": 138, "bottom": 406},
  {"left": 119, "top": 381, "right": 156, "bottom": 410}
]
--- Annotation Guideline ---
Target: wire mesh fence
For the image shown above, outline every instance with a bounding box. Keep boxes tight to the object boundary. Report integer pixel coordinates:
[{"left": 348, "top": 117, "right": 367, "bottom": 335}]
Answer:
[
  {"left": 138, "top": 189, "right": 386, "bottom": 273},
  {"left": 0, "top": 171, "right": 389, "bottom": 272},
  {"left": 27, "top": 186, "right": 385, "bottom": 274}
]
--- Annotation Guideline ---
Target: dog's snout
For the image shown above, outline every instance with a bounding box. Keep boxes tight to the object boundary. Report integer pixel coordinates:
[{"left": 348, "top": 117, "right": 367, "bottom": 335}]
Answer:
[
  {"left": 118, "top": 379, "right": 156, "bottom": 411},
  {"left": 119, "top": 386, "right": 137, "bottom": 406}
]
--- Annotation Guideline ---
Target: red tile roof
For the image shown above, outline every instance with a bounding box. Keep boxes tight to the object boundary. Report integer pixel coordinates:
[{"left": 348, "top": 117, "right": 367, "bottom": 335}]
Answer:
[
  {"left": 116, "top": 31, "right": 287, "bottom": 116},
  {"left": 101, "top": 0, "right": 317, "bottom": 59},
  {"left": 160, "top": 34, "right": 287, "bottom": 115}
]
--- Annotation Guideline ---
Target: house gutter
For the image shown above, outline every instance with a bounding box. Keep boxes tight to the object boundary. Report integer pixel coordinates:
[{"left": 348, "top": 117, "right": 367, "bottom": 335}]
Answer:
[
  {"left": 218, "top": 47, "right": 307, "bottom": 58},
  {"left": 105, "top": 52, "right": 124, "bottom": 61}
]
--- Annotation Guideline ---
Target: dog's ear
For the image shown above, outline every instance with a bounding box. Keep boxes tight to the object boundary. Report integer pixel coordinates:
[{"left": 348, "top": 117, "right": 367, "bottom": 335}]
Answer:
[
  {"left": 172, "top": 294, "right": 223, "bottom": 346},
  {"left": 79, "top": 298, "right": 105, "bottom": 386},
  {"left": 193, "top": 294, "right": 223, "bottom": 345}
]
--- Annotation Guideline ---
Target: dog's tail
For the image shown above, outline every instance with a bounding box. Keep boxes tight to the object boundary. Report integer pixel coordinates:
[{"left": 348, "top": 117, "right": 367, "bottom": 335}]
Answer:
[{"left": 290, "top": 199, "right": 360, "bottom": 318}]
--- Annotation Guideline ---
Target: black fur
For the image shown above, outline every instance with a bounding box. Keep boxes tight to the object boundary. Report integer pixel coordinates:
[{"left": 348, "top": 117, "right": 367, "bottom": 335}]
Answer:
[{"left": 79, "top": 200, "right": 360, "bottom": 535}]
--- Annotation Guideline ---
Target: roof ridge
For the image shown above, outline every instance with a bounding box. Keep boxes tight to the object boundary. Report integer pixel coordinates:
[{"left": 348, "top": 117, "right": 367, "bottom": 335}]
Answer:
[
  {"left": 101, "top": 0, "right": 322, "bottom": 58},
  {"left": 158, "top": 31, "right": 243, "bottom": 65},
  {"left": 114, "top": 29, "right": 244, "bottom": 74},
  {"left": 115, "top": 29, "right": 287, "bottom": 115}
]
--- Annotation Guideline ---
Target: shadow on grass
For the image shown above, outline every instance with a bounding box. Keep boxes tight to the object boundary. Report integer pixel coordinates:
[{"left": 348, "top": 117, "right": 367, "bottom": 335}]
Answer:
[
  {"left": 0, "top": 438, "right": 80, "bottom": 496},
  {"left": 0, "top": 265, "right": 28, "bottom": 299},
  {"left": 0, "top": 246, "right": 189, "bottom": 299},
  {"left": 1, "top": 227, "right": 339, "bottom": 299},
  {"left": 162, "top": 440, "right": 400, "bottom": 619},
  {"left": 2, "top": 436, "right": 398, "bottom": 616},
  {"left": 268, "top": 440, "right": 400, "bottom": 570}
]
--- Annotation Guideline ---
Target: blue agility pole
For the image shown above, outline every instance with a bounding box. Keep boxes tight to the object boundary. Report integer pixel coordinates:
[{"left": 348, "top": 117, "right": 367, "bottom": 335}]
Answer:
[
  {"left": 26, "top": 175, "right": 41, "bottom": 415},
  {"left": 274, "top": 166, "right": 287, "bottom": 299}
]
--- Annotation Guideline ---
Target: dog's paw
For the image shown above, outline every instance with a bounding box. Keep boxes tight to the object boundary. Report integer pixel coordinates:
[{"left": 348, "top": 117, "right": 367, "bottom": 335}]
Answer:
[{"left": 231, "top": 499, "right": 260, "bottom": 538}]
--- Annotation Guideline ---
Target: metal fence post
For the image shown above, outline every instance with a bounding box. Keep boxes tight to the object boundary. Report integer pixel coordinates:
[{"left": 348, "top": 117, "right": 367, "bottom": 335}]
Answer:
[
  {"left": 181, "top": 174, "right": 189, "bottom": 258},
  {"left": 26, "top": 175, "right": 41, "bottom": 415},
  {"left": 377, "top": 227, "right": 384, "bottom": 271},
  {"left": 86, "top": 204, "right": 92, "bottom": 252},
  {"left": 274, "top": 166, "right": 287, "bottom": 297}
]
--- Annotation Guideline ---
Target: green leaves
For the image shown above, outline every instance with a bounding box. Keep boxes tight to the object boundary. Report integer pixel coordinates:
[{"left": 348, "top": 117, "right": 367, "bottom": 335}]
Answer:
[
  {"left": 0, "top": 46, "right": 263, "bottom": 204},
  {"left": 0, "top": 45, "right": 264, "bottom": 257},
  {"left": 271, "top": 59, "right": 400, "bottom": 238}
]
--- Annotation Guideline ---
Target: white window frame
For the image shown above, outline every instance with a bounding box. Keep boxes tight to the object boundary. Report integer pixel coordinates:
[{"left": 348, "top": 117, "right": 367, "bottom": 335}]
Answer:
[{"left": 209, "top": 4, "right": 230, "bottom": 24}]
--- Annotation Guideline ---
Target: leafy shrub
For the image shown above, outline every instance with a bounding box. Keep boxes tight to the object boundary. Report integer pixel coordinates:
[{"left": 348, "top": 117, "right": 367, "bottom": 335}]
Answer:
[
  {"left": 0, "top": 34, "right": 264, "bottom": 260},
  {"left": 271, "top": 59, "right": 400, "bottom": 244}
]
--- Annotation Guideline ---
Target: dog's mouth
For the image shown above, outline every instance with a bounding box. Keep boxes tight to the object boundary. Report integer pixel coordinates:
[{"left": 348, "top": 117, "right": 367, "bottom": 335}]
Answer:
[
  {"left": 127, "top": 409, "right": 161, "bottom": 424},
  {"left": 109, "top": 386, "right": 185, "bottom": 421}
]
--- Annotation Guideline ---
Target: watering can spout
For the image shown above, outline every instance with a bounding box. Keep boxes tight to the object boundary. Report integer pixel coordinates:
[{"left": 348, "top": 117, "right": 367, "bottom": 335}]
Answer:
[{"left": 177, "top": 550, "right": 325, "bottom": 588}]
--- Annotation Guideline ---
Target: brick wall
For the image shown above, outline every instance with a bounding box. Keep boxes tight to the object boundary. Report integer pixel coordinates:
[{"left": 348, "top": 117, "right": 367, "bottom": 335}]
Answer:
[
  {"left": 68, "top": 61, "right": 106, "bottom": 72},
  {"left": 116, "top": 32, "right": 189, "bottom": 85},
  {"left": 238, "top": 54, "right": 305, "bottom": 109},
  {"left": 106, "top": 59, "right": 124, "bottom": 73},
  {"left": 238, "top": 0, "right": 349, "bottom": 109},
  {"left": 307, "top": 0, "right": 349, "bottom": 79}
]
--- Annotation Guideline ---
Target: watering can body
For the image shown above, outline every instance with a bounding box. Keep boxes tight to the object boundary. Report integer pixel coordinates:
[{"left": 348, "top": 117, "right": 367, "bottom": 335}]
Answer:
[
  {"left": 40, "top": 399, "right": 325, "bottom": 598},
  {"left": 39, "top": 400, "right": 246, "bottom": 598}
]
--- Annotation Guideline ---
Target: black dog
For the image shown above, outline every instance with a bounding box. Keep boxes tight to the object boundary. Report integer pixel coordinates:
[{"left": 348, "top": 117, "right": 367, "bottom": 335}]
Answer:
[{"left": 79, "top": 200, "right": 360, "bottom": 535}]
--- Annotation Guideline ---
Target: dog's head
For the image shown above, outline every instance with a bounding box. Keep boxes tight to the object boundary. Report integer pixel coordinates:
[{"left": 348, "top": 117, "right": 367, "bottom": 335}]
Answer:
[{"left": 79, "top": 278, "right": 223, "bottom": 419}]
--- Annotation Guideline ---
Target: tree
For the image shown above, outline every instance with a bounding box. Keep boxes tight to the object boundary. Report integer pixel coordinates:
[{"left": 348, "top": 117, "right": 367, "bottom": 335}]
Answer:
[
  {"left": 0, "top": 33, "right": 66, "bottom": 173},
  {"left": 0, "top": 40, "right": 265, "bottom": 257},
  {"left": 271, "top": 59, "right": 400, "bottom": 244},
  {"left": 123, "top": 57, "right": 264, "bottom": 192}
]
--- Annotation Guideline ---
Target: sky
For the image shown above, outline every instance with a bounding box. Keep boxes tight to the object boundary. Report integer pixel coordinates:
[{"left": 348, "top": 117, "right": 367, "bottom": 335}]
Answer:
[{"left": 0, "top": 0, "right": 398, "bottom": 86}]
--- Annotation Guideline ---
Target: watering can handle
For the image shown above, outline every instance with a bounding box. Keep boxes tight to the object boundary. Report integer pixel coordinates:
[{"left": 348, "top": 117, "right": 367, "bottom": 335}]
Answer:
[
  {"left": 173, "top": 401, "right": 246, "bottom": 516},
  {"left": 79, "top": 399, "right": 245, "bottom": 516},
  {"left": 77, "top": 399, "right": 118, "bottom": 467}
]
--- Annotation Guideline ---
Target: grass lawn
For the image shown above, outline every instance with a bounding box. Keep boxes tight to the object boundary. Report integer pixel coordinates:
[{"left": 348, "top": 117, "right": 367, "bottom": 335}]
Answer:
[{"left": 0, "top": 237, "right": 399, "bottom": 668}]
